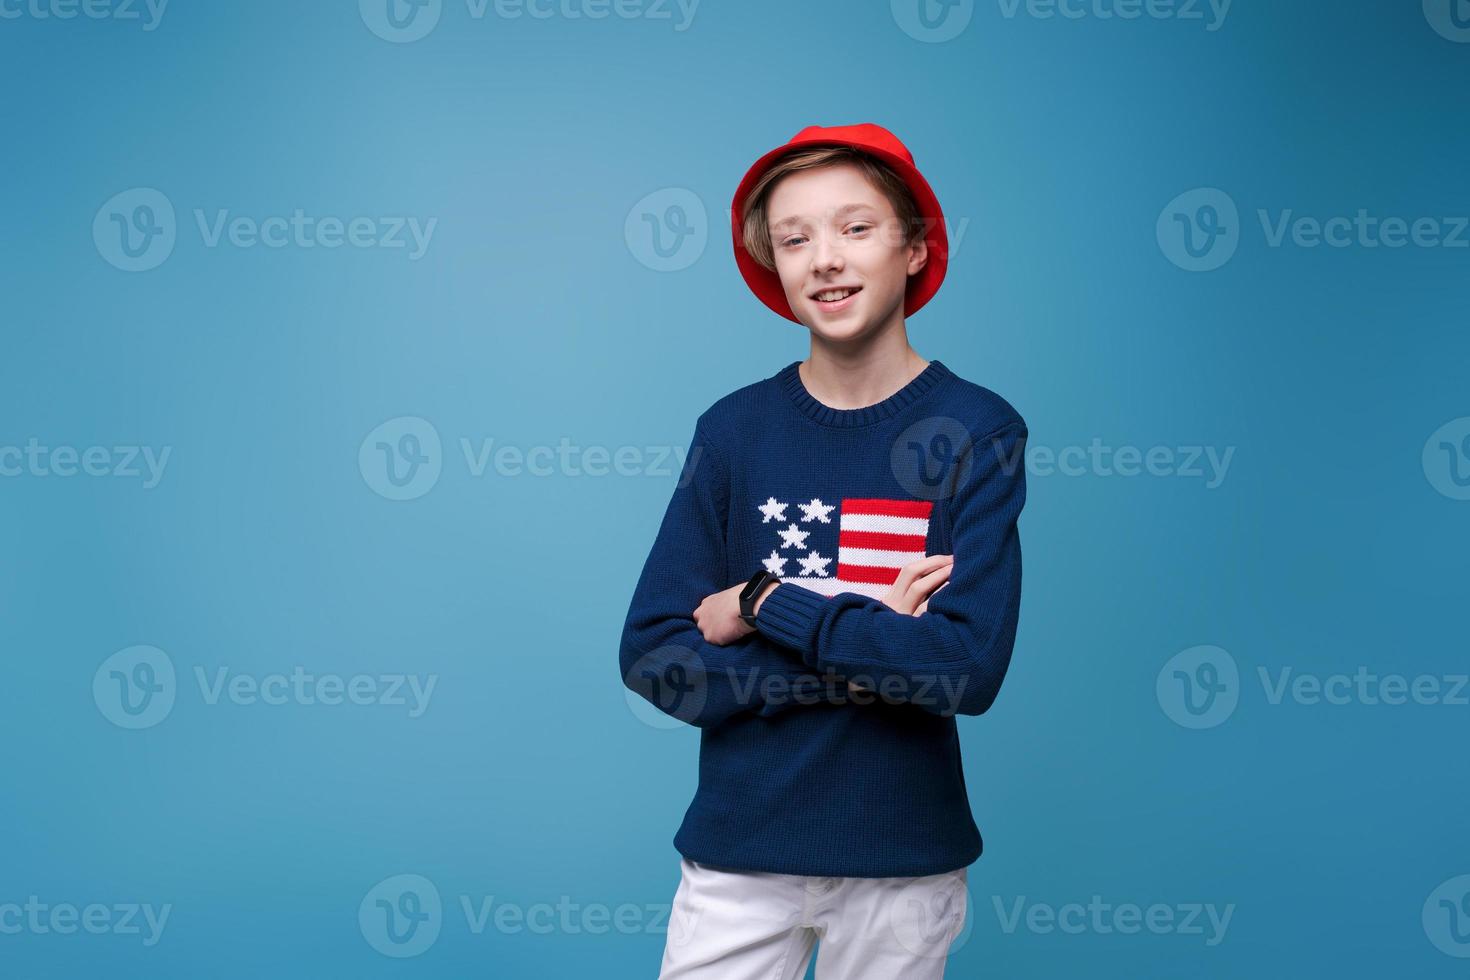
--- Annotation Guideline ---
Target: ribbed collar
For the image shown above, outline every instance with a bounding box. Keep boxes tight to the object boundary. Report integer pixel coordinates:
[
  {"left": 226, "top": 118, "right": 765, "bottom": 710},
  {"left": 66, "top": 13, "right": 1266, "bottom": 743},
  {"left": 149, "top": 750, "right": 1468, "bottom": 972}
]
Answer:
[{"left": 778, "top": 358, "right": 952, "bottom": 428}]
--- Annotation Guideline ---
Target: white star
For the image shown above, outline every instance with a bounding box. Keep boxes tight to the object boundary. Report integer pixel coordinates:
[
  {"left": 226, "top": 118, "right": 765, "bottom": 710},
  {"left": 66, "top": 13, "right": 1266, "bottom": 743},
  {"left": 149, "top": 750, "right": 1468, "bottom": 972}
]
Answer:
[
  {"left": 758, "top": 497, "right": 789, "bottom": 523},
  {"left": 777, "top": 523, "right": 810, "bottom": 550},
  {"left": 798, "top": 551, "right": 832, "bottom": 577},
  {"left": 798, "top": 498, "right": 835, "bottom": 523},
  {"left": 762, "top": 550, "right": 788, "bottom": 576}
]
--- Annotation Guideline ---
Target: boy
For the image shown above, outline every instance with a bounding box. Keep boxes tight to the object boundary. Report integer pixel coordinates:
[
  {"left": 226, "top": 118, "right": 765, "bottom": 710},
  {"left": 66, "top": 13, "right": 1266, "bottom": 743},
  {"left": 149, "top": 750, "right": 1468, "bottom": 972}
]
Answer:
[{"left": 619, "top": 123, "right": 1028, "bottom": 979}]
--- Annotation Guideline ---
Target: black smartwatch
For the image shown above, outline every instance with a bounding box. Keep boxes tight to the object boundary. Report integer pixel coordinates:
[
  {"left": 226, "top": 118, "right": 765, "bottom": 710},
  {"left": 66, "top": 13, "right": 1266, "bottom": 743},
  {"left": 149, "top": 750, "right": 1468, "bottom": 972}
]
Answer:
[{"left": 738, "top": 569, "right": 781, "bottom": 627}]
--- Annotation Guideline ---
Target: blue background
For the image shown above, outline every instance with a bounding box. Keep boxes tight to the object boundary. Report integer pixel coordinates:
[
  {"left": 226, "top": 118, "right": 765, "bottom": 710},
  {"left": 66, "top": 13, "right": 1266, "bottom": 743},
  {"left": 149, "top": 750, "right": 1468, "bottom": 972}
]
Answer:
[{"left": 2, "top": 0, "right": 1467, "bottom": 976}]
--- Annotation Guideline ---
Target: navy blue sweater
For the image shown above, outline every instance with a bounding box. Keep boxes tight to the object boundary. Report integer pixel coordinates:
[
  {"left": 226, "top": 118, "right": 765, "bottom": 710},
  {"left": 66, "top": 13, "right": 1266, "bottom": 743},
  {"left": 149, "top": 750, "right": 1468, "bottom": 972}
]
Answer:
[{"left": 619, "top": 358, "right": 1027, "bottom": 878}]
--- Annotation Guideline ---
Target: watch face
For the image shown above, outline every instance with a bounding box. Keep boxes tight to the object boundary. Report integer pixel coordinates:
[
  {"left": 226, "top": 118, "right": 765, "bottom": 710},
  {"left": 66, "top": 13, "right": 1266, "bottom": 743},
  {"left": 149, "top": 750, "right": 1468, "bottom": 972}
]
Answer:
[{"left": 741, "top": 572, "right": 765, "bottom": 601}]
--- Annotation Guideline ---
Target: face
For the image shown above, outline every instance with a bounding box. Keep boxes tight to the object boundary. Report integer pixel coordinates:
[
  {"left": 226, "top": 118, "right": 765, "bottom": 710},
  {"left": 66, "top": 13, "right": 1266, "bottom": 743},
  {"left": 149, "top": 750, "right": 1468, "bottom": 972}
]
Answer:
[{"left": 765, "top": 161, "right": 927, "bottom": 341}]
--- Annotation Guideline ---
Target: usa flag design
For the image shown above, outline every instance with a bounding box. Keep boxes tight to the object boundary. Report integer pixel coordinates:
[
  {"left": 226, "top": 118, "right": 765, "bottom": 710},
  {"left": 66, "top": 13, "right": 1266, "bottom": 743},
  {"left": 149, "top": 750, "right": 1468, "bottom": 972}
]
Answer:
[{"left": 756, "top": 496, "right": 934, "bottom": 601}]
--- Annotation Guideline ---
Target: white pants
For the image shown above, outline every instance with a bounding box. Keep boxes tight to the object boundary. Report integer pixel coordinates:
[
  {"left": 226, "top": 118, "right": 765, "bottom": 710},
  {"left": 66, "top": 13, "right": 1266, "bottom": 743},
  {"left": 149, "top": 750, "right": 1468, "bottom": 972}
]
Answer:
[{"left": 658, "top": 858, "right": 969, "bottom": 979}]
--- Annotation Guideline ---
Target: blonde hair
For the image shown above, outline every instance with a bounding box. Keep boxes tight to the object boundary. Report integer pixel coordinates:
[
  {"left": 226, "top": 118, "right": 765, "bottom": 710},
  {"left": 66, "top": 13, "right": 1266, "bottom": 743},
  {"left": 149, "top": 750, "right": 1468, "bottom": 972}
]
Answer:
[{"left": 739, "top": 146, "right": 925, "bottom": 272}]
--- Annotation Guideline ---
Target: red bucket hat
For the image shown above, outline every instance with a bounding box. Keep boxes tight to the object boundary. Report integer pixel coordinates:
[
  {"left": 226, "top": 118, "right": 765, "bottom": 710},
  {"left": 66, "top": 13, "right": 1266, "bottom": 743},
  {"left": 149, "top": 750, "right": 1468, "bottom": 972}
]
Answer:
[{"left": 731, "top": 123, "right": 949, "bottom": 324}]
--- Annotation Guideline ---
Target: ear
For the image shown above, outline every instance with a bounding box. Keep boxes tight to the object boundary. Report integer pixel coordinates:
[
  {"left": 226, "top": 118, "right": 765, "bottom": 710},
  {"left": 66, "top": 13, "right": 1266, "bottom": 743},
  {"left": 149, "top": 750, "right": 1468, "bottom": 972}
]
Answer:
[{"left": 906, "top": 236, "right": 929, "bottom": 277}]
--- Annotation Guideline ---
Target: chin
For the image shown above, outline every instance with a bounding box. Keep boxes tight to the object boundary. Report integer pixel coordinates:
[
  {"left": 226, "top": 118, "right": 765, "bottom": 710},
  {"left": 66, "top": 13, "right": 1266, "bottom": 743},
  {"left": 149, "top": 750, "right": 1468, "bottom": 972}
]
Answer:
[{"left": 804, "top": 319, "right": 872, "bottom": 344}]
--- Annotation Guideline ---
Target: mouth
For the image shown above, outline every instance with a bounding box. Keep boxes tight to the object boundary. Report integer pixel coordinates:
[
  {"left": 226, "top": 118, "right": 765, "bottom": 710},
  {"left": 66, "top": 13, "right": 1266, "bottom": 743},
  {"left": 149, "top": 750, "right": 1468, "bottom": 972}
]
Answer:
[{"left": 809, "top": 285, "right": 862, "bottom": 313}]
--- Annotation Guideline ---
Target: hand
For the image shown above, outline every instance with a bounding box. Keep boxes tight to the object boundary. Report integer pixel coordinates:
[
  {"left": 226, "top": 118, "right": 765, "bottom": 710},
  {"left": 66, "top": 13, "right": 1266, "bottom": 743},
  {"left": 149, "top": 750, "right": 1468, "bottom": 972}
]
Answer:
[
  {"left": 848, "top": 555, "right": 954, "bottom": 695},
  {"left": 879, "top": 554, "right": 953, "bottom": 615},
  {"left": 693, "top": 581, "right": 767, "bottom": 646}
]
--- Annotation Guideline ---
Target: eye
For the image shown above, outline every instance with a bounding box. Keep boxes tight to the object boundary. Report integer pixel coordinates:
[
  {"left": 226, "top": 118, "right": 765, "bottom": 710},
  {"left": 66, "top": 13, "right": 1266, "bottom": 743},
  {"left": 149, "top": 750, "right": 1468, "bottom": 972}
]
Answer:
[
  {"left": 848, "top": 223, "right": 872, "bottom": 235},
  {"left": 779, "top": 235, "right": 807, "bottom": 248}
]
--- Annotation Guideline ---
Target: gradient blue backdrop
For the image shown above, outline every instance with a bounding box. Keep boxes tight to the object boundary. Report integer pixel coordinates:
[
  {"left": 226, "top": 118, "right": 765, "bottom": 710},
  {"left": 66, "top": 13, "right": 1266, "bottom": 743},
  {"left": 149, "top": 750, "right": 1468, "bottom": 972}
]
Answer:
[{"left": 2, "top": 1, "right": 1467, "bottom": 976}]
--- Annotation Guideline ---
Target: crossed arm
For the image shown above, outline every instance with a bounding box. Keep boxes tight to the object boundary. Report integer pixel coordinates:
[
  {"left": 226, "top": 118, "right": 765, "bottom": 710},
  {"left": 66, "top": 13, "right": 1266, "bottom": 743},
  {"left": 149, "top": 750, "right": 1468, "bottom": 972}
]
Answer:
[{"left": 619, "top": 416, "right": 1027, "bottom": 724}]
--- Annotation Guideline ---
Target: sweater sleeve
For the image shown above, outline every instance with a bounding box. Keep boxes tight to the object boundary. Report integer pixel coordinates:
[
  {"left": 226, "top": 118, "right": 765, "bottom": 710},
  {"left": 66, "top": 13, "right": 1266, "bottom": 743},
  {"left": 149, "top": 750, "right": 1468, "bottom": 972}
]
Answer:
[
  {"left": 753, "top": 420, "right": 1028, "bottom": 717},
  {"left": 619, "top": 416, "right": 851, "bottom": 728}
]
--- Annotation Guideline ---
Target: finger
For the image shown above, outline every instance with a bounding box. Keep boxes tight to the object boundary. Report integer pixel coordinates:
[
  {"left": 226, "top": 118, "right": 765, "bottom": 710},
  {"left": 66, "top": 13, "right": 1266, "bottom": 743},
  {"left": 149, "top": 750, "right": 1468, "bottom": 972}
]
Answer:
[
  {"left": 907, "top": 554, "right": 954, "bottom": 574},
  {"left": 892, "top": 554, "right": 951, "bottom": 594},
  {"left": 907, "top": 563, "right": 952, "bottom": 600}
]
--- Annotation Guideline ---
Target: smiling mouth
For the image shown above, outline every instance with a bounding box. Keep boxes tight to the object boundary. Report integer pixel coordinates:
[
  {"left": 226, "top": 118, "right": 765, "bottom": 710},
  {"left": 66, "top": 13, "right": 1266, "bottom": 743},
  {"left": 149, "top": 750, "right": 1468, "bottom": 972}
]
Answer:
[{"left": 811, "top": 286, "right": 862, "bottom": 303}]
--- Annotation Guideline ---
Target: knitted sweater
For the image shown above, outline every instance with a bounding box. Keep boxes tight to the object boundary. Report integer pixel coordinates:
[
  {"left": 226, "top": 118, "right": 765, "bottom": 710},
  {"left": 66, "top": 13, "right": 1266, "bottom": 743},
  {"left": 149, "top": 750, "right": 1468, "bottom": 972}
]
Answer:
[{"left": 619, "top": 358, "right": 1027, "bottom": 878}]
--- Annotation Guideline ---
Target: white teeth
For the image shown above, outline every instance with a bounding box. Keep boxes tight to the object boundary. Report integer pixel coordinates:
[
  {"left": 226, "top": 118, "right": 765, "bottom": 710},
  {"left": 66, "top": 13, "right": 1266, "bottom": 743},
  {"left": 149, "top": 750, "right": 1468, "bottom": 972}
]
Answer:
[{"left": 816, "top": 288, "right": 857, "bottom": 302}]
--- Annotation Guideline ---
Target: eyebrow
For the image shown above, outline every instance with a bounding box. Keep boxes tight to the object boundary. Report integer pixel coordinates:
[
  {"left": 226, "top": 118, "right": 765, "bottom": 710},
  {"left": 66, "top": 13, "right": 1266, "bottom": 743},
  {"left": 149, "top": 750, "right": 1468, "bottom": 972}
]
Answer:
[{"left": 769, "top": 202, "right": 878, "bottom": 234}]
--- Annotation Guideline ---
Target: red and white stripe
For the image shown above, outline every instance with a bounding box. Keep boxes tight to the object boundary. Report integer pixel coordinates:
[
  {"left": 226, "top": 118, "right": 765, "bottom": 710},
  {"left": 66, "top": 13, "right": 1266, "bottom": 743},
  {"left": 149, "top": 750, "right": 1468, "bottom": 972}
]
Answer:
[{"left": 789, "top": 498, "right": 933, "bottom": 601}]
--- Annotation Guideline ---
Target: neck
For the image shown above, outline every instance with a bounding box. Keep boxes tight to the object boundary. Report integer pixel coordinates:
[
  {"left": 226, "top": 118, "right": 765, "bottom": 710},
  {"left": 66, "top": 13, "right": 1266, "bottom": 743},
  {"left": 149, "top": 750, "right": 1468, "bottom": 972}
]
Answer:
[{"left": 800, "top": 324, "right": 929, "bottom": 411}]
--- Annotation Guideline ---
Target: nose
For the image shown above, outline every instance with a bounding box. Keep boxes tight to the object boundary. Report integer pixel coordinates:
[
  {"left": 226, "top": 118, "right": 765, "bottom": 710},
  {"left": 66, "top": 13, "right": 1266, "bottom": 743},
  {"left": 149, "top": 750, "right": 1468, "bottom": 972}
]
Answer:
[{"left": 809, "top": 228, "right": 845, "bottom": 277}]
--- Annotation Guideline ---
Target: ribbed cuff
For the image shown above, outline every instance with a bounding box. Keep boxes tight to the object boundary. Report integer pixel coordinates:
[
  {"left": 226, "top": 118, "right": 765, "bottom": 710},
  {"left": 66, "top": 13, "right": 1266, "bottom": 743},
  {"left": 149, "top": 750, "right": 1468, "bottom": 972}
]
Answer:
[{"left": 754, "top": 582, "right": 830, "bottom": 667}]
